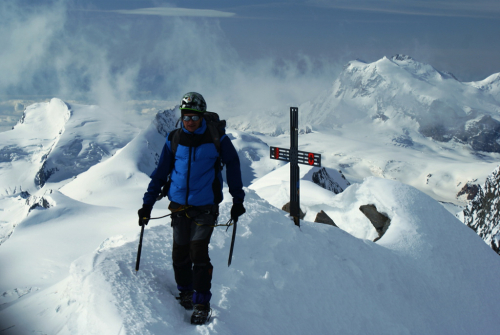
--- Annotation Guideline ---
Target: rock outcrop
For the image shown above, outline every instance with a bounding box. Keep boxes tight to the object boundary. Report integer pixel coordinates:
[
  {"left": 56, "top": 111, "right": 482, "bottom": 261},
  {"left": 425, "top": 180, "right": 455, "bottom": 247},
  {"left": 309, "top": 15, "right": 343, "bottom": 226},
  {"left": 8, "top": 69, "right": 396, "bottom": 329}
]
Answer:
[
  {"left": 463, "top": 166, "right": 500, "bottom": 255},
  {"left": 457, "top": 181, "right": 480, "bottom": 201},
  {"left": 153, "top": 107, "right": 178, "bottom": 137},
  {"left": 311, "top": 167, "right": 350, "bottom": 194},
  {"left": 314, "top": 210, "right": 337, "bottom": 227},
  {"left": 359, "top": 204, "right": 391, "bottom": 242},
  {"left": 26, "top": 190, "right": 54, "bottom": 213},
  {"left": 282, "top": 202, "right": 306, "bottom": 219}
]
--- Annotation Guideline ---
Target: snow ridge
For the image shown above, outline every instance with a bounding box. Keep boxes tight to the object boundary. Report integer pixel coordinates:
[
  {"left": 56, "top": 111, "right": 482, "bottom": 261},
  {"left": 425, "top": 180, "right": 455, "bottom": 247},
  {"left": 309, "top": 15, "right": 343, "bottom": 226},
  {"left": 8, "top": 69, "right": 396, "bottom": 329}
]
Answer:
[{"left": 3, "top": 181, "right": 500, "bottom": 334}]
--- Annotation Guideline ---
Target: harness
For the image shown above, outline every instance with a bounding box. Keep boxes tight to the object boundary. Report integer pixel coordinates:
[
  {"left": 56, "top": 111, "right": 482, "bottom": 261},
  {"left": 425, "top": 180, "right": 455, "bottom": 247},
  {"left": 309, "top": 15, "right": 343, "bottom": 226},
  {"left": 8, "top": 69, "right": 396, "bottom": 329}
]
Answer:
[{"left": 147, "top": 204, "right": 234, "bottom": 228}]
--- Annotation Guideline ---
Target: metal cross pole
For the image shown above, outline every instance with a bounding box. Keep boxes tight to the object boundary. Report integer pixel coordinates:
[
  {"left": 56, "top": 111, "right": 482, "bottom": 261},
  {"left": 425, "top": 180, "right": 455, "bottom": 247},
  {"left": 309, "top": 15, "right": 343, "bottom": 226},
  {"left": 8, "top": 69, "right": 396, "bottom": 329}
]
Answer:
[
  {"left": 289, "top": 107, "right": 300, "bottom": 226},
  {"left": 270, "top": 107, "right": 321, "bottom": 227}
]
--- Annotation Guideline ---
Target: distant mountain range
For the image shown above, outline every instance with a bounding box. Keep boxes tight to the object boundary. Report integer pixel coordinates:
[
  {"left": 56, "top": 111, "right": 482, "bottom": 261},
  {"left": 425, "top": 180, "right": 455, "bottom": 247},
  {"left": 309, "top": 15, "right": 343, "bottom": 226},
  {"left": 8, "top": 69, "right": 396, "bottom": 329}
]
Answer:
[{"left": 230, "top": 54, "right": 500, "bottom": 154}]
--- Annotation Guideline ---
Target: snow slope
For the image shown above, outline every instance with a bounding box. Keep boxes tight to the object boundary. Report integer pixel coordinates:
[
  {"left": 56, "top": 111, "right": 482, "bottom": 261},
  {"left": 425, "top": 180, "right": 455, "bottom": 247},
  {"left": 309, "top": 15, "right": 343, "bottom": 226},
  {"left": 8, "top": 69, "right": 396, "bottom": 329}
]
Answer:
[
  {"left": 1, "top": 179, "right": 499, "bottom": 334},
  {"left": 1, "top": 89, "right": 500, "bottom": 334},
  {"left": 59, "top": 108, "right": 177, "bottom": 208}
]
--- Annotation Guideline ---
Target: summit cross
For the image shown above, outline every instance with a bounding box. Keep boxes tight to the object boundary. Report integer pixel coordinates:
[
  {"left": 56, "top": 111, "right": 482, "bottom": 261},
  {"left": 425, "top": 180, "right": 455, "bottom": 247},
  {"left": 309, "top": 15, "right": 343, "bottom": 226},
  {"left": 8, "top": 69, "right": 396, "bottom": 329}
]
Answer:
[{"left": 270, "top": 107, "right": 321, "bottom": 227}]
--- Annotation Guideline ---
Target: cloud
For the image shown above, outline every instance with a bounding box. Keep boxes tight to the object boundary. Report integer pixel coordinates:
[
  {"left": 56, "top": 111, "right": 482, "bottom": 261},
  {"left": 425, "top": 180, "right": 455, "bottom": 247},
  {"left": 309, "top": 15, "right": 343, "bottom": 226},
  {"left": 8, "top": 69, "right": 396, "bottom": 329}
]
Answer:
[
  {"left": 310, "top": 0, "right": 500, "bottom": 18},
  {"left": 111, "top": 7, "right": 235, "bottom": 18},
  {"left": 0, "top": 1, "right": 65, "bottom": 93},
  {"left": 0, "top": 0, "right": 342, "bottom": 130}
]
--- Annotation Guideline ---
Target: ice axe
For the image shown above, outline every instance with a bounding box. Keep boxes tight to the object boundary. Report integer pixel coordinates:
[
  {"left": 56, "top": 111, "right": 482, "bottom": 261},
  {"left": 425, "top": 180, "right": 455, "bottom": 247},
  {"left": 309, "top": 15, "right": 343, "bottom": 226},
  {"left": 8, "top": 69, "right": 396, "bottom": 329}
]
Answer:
[
  {"left": 227, "top": 219, "right": 237, "bottom": 267},
  {"left": 135, "top": 218, "right": 147, "bottom": 272}
]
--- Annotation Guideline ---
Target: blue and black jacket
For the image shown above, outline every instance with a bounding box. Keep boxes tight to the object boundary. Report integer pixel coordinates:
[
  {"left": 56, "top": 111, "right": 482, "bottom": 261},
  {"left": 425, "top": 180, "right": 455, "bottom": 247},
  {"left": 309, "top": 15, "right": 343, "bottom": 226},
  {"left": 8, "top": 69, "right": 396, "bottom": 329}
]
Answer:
[{"left": 143, "top": 118, "right": 245, "bottom": 207}]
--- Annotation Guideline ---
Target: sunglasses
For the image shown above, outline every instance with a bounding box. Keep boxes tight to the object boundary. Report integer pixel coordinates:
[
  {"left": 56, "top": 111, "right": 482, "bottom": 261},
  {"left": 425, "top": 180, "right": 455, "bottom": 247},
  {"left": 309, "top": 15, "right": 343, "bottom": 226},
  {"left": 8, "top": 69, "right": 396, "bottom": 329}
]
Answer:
[{"left": 182, "top": 115, "right": 201, "bottom": 122}]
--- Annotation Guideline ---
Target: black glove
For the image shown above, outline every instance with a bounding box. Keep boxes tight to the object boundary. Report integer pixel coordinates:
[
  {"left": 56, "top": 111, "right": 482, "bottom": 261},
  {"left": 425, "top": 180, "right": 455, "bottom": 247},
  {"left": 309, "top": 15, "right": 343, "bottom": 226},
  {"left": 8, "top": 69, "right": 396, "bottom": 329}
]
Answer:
[
  {"left": 231, "top": 203, "right": 246, "bottom": 223},
  {"left": 138, "top": 205, "right": 152, "bottom": 226}
]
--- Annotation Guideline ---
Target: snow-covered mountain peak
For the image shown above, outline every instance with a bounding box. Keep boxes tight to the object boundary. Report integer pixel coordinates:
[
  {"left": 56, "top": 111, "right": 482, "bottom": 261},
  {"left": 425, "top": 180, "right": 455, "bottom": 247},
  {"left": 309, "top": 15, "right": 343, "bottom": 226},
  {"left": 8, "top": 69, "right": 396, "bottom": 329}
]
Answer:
[
  {"left": 390, "top": 54, "right": 457, "bottom": 81},
  {"left": 295, "top": 55, "right": 500, "bottom": 151},
  {"left": 469, "top": 73, "right": 500, "bottom": 103},
  {"left": 345, "top": 54, "right": 451, "bottom": 87},
  {"left": 14, "top": 98, "right": 70, "bottom": 139},
  {"left": 472, "top": 72, "right": 500, "bottom": 87},
  {"left": 0, "top": 98, "right": 139, "bottom": 194}
]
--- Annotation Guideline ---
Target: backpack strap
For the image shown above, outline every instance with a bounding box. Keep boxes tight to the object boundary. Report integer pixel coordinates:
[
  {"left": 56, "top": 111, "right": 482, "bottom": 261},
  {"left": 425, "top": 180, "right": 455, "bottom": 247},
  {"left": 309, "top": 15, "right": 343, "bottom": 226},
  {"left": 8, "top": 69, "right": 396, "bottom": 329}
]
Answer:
[
  {"left": 206, "top": 122, "right": 225, "bottom": 153},
  {"left": 168, "top": 128, "right": 182, "bottom": 156}
]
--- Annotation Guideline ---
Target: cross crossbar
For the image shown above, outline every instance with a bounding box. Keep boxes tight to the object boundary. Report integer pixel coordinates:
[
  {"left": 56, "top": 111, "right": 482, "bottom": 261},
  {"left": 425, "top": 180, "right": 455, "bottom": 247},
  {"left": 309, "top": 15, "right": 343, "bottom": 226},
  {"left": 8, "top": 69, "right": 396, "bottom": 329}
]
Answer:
[{"left": 269, "top": 147, "right": 321, "bottom": 167}]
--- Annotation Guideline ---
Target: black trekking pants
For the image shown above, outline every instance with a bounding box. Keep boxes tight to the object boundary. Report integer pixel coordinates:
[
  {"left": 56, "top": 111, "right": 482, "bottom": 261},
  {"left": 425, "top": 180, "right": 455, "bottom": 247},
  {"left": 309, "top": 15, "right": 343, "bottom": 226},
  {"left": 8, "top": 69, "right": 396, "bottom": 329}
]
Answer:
[{"left": 171, "top": 204, "right": 216, "bottom": 293}]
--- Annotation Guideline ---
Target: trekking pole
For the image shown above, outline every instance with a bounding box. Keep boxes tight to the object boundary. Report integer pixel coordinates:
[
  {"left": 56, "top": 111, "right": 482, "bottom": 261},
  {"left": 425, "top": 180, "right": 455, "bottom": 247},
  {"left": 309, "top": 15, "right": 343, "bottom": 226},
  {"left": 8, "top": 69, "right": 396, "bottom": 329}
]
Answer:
[
  {"left": 135, "top": 210, "right": 180, "bottom": 272},
  {"left": 135, "top": 222, "right": 145, "bottom": 272},
  {"left": 228, "top": 219, "right": 237, "bottom": 267}
]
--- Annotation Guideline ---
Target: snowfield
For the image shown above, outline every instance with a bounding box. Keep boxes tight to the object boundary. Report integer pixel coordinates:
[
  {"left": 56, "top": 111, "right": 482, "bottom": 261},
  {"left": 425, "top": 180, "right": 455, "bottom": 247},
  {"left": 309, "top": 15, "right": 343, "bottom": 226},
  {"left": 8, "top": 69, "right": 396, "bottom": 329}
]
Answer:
[
  {"left": 1, "top": 179, "right": 499, "bottom": 334},
  {"left": 2, "top": 53, "right": 500, "bottom": 333}
]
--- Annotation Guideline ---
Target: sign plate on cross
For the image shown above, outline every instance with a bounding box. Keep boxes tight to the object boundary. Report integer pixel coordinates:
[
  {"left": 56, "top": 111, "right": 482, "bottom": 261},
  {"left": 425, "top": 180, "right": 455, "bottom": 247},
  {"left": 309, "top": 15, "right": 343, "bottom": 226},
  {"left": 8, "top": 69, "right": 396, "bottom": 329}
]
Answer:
[{"left": 269, "top": 147, "right": 321, "bottom": 167}]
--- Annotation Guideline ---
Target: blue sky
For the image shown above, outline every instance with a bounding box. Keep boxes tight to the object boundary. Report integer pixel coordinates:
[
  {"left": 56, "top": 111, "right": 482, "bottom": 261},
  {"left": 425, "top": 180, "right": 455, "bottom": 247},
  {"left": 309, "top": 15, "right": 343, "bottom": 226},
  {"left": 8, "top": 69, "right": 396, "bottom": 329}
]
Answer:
[
  {"left": 0, "top": 0, "right": 499, "bottom": 127},
  {"left": 68, "top": 0, "right": 499, "bottom": 80}
]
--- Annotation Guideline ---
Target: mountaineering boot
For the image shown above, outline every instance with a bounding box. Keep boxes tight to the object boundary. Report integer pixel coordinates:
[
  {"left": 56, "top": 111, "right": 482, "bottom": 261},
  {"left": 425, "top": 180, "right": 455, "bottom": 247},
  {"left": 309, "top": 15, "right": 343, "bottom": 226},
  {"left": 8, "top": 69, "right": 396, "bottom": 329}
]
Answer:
[
  {"left": 191, "top": 304, "right": 211, "bottom": 325},
  {"left": 177, "top": 290, "right": 194, "bottom": 310}
]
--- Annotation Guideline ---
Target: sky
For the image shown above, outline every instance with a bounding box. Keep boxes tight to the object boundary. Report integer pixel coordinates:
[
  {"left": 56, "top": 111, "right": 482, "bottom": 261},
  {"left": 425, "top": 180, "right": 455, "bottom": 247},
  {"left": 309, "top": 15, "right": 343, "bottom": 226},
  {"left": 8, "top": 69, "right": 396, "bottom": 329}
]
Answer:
[{"left": 0, "top": 0, "right": 499, "bottom": 130}]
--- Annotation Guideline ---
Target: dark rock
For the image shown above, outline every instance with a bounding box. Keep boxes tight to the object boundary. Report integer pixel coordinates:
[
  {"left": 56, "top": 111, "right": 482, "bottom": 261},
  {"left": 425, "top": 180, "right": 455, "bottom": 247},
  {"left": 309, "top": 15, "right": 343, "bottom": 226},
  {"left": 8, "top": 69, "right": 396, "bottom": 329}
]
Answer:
[
  {"left": 462, "top": 115, "right": 500, "bottom": 153},
  {"left": 311, "top": 167, "right": 350, "bottom": 194},
  {"left": 419, "top": 113, "right": 500, "bottom": 153},
  {"left": 359, "top": 204, "right": 391, "bottom": 242},
  {"left": 26, "top": 195, "right": 52, "bottom": 212},
  {"left": 20, "top": 191, "right": 30, "bottom": 199},
  {"left": 457, "top": 182, "right": 480, "bottom": 200},
  {"left": 463, "top": 165, "right": 500, "bottom": 256},
  {"left": 153, "top": 108, "right": 178, "bottom": 137},
  {"left": 282, "top": 202, "right": 305, "bottom": 219},
  {"left": 314, "top": 210, "right": 337, "bottom": 227},
  {"left": 392, "top": 134, "right": 413, "bottom": 147},
  {"left": 35, "top": 161, "right": 58, "bottom": 188},
  {"left": 392, "top": 54, "right": 413, "bottom": 61}
]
